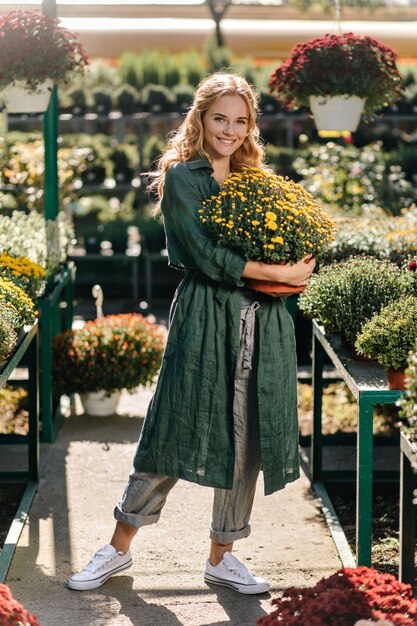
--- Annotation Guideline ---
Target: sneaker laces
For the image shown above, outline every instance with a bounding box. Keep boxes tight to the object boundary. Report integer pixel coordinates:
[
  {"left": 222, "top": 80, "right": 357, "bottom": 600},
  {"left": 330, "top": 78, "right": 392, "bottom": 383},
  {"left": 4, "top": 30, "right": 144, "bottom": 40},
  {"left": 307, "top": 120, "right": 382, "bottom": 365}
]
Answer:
[
  {"left": 84, "top": 547, "right": 116, "bottom": 574},
  {"left": 222, "top": 553, "right": 254, "bottom": 581}
]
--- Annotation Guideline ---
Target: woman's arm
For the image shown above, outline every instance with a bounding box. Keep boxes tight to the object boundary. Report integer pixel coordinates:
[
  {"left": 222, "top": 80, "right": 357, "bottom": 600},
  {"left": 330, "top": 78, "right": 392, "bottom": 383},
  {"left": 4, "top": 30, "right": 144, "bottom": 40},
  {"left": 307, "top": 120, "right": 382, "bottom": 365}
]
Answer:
[
  {"left": 242, "top": 256, "right": 316, "bottom": 286},
  {"left": 162, "top": 166, "right": 247, "bottom": 286}
]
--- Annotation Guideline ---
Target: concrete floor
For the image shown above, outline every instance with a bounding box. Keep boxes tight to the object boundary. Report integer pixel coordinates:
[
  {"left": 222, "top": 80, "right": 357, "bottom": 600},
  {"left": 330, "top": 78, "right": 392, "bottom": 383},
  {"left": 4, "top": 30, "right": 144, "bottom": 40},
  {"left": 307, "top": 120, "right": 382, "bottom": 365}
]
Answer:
[{"left": 6, "top": 388, "right": 342, "bottom": 626}]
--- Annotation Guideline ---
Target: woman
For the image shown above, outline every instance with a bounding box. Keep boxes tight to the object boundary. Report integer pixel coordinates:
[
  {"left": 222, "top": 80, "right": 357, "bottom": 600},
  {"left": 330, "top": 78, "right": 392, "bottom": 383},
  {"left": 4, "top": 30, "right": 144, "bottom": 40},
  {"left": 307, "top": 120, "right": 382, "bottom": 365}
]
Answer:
[{"left": 68, "top": 73, "right": 315, "bottom": 595}]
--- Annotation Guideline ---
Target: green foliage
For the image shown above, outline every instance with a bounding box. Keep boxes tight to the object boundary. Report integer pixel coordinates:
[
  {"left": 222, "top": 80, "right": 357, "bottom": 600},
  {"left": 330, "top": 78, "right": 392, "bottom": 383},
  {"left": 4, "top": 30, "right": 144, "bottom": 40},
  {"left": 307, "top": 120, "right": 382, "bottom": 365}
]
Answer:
[
  {"left": 141, "top": 84, "right": 173, "bottom": 113},
  {"left": 142, "top": 135, "right": 167, "bottom": 171},
  {"left": 119, "top": 49, "right": 173, "bottom": 90},
  {"left": 318, "top": 209, "right": 393, "bottom": 264},
  {"left": 91, "top": 87, "right": 113, "bottom": 115},
  {"left": 317, "top": 206, "right": 417, "bottom": 267},
  {"left": 0, "top": 211, "right": 72, "bottom": 278},
  {"left": 265, "top": 145, "right": 300, "bottom": 178},
  {"left": 298, "top": 257, "right": 408, "bottom": 345},
  {"left": 178, "top": 50, "right": 206, "bottom": 87},
  {"left": 0, "top": 304, "right": 17, "bottom": 362},
  {"left": 293, "top": 141, "right": 417, "bottom": 216},
  {"left": 399, "top": 340, "right": 417, "bottom": 440},
  {"left": 114, "top": 84, "right": 141, "bottom": 115},
  {"left": 52, "top": 313, "right": 166, "bottom": 394},
  {"left": 118, "top": 52, "right": 140, "bottom": 88},
  {"left": 164, "top": 55, "right": 182, "bottom": 88},
  {"left": 73, "top": 58, "right": 121, "bottom": 92},
  {"left": 204, "top": 38, "right": 232, "bottom": 73},
  {"left": 260, "top": 92, "right": 281, "bottom": 115},
  {"left": 231, "top": 57, "right": 259, "bottom": 87},
  {"left": 171, "top": 83, "right": 195, "bottom": 113},
  {"left": 0, "top": 276, "right": 36, "bottom": 329},
  {"left": 58, "top": 86, "right": 89, "bottom": 114},
  {"left": 355, "top": 295, "right": 417, "bottom": 370},
  {"left": 0, "top": 193, "right": 18, "bottom": 217}
]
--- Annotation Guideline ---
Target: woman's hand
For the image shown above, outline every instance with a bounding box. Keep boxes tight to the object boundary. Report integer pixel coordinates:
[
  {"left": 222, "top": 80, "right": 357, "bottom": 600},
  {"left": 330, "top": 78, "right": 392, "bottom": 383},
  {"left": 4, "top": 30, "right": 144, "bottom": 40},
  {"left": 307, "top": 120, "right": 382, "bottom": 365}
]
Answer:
[{"left": 270, "top": 255, "right": 316, "bottom": 286}]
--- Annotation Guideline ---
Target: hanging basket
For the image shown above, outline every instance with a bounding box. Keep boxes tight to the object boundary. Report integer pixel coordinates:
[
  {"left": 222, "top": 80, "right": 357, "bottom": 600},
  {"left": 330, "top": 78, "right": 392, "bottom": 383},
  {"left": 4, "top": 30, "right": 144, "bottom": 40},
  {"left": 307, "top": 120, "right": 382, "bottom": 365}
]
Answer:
[
  {"left": 309, "top": 95, "right": 365, "bottom": 132},
  {"left": 79, "top": 390, "right": 122, "bottom": 416},
  {"left": 2, "top": 79, "right": 53, "bottom": 113}
]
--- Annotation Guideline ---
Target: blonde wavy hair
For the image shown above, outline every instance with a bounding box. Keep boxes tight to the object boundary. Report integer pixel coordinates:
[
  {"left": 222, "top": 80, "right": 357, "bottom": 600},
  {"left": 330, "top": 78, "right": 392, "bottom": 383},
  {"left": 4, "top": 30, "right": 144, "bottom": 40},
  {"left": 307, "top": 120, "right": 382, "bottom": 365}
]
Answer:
[{"left": 149, "top": 72, "right": 268, "bottom": 207}]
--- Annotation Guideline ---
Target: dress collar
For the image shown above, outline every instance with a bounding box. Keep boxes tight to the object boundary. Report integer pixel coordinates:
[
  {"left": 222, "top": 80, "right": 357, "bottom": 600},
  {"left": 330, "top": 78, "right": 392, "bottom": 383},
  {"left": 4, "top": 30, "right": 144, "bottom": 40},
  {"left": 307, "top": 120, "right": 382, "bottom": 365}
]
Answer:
[{"left": 188, "top": 156, "right": 213, "bottom": 170}]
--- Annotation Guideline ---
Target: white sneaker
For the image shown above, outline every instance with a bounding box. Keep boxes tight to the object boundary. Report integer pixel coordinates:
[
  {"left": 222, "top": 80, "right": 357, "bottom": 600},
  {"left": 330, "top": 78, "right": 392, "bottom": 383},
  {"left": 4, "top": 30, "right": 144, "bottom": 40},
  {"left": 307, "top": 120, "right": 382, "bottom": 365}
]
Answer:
[
  {"left": 204, "top": 552, "right": 270, "bottom": 595},
  {"left": 67, "top": 544, "right": 133, "bottom": 591}
]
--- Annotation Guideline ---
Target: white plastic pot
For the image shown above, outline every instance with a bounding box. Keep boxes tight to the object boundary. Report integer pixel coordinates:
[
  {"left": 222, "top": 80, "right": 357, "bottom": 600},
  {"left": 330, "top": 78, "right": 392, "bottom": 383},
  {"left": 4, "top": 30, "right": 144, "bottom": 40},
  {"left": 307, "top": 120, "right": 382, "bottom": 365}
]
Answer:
[
  {"left": 79, "top": 390, "right": 122, "bottom": 416},
  {"left": 309, "top": 95, "right": 365, "bottom": 132},
  {"left": 2, "top": 79, "right": 53, "bottom": 114}
]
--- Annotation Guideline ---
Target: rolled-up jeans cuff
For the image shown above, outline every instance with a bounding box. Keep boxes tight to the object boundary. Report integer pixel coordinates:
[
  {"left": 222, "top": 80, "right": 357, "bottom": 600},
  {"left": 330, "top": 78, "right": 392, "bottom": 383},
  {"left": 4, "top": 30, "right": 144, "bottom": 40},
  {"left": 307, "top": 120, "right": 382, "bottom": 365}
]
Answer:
[
  {"left": 114, "top": 503, "right": 161, "bottom": 529},
  {"left": 210, "top": 523, "right": 251, "bottom": 544}
]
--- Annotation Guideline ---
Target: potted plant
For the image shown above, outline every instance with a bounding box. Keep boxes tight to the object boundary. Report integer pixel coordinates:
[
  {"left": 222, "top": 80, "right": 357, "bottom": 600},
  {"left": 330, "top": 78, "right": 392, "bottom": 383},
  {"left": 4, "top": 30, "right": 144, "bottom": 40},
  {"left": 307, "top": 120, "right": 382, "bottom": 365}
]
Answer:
[
  {"left": 0, "top": 276, "right": 37, "bottom": 330},
  {"left": 115, "top": 84, "right": 141, "bottom": 115},
  {"left": 355, "top": 295, "right": 417, "bottom": 389},
  {"left": 0, "top": 252, "right": 46, "bottom": 301},
  {"left": 0, "top": 9, "right": 89, "bottom": 113},
  {"left": 256, "top": 566, "right": 417, "bottom": 626},
  {"left": 268, "top": 33, "right": 404, "bottom": 131},
  {"left": 298, "top": 257, "right": 408, "bottom": 348},
  {"left": 200, "top": 167, "right": 334, "bottom": 296},
  {"left": 140, "top": 84, "right": 174, "bottom": 114},
  {"left": 52, "top": 313, "right": 165, "bottom": 416},
  {"left": 0, "top": 304, "right": 17, "bottom": 365}
]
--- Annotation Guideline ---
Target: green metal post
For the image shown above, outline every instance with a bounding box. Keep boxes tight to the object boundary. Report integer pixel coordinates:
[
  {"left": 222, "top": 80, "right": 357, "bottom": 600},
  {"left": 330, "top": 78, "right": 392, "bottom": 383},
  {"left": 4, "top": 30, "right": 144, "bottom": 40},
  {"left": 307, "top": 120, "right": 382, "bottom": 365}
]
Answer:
[
  {"left": 27, "top": 329, "right": 40, "bottom": 483},
  {"left": 399, "top": 448, "right": 416, "bottom": 585},
  {"left": 42, "top": 0, "right": 58, "bottom": 221},
  {"left": 311, "top": 333, "right": 324, "bottom": 482},
  {"left": 356, "top": 398, "right": 374, "bottom": 566},
  {"left": 39, "top": 301, "right": 54, "bottom": 442},
  {"left": 65, "top": 266, "right": 75, "bottom": 331}
]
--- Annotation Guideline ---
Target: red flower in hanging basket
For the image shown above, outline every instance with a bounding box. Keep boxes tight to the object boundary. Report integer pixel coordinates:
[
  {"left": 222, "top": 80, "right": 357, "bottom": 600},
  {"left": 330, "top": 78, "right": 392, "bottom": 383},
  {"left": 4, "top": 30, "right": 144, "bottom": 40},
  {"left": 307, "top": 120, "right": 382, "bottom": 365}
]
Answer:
[
  {"left": 268, "top": 32, "right": 404, "bottom": 116},
  {"left": 0, "top": 10, "right": 89, "bottom": 92}
]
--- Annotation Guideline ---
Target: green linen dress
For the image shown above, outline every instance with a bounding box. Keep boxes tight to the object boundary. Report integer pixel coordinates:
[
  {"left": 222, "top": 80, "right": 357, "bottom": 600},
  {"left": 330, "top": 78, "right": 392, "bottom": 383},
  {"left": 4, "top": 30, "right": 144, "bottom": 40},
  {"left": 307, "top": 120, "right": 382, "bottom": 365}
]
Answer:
[{"left": 133, "top": 157, "right": 300, "bottom": 496}]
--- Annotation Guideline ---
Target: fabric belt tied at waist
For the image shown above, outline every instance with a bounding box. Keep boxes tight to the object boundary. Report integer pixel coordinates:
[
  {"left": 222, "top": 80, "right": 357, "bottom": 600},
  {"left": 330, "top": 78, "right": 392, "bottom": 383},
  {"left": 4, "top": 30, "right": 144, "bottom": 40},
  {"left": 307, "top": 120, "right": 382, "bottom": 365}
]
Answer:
[{"left": 242, "top": 300, "right": 260, "bottom": 370}]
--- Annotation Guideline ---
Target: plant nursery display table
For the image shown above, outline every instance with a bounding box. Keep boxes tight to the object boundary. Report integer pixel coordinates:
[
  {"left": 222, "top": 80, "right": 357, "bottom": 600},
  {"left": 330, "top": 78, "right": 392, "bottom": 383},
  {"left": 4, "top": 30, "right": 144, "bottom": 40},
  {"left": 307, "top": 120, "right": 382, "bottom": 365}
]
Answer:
[
  {"left": 399, "top": 431, "right": 417, "bottom": 588},
  {"left": 311, "top": 320, "right": 404, "bottom": 567},
  {"left": 37, "top": 262, "right": 75, "bottom": 442},
  {"left": 69, "top": 251, "right": 140, "bottom": 302},
  {"left": 0, "top": 320, "right": 39, "bottom": 583}
]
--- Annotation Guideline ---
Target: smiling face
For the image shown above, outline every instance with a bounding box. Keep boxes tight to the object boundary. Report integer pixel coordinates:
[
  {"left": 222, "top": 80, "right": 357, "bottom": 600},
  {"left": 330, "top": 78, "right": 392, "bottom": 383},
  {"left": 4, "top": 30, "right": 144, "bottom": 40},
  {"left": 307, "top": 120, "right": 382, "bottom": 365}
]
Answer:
[{"left": 202, "top": 94, "right": 249, "bottom": 165}]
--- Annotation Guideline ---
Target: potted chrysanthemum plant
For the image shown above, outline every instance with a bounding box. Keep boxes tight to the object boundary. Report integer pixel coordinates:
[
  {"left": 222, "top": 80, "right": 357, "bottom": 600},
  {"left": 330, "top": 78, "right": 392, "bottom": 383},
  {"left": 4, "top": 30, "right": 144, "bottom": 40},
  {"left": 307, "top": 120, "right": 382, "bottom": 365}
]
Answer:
[
  {"left": 199, "top": 168, "right": 334, "bottom": 296},
  {"left": 0, "top": 10, "right": 89, "bottom": 113},
  {"left": 268, "top": 32, "right": 404, "bottom": 132},
  {"left": 52, "top": 313, "right": 165, "bottom": 416}
]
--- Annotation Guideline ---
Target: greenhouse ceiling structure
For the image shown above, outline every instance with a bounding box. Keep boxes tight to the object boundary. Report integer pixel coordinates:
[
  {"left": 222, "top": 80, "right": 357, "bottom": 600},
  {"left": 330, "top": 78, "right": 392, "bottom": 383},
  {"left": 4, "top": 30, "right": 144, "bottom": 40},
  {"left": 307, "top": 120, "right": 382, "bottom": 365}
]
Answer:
[{"left": 0, "top": 1, "right": 416, "bottom": 59}]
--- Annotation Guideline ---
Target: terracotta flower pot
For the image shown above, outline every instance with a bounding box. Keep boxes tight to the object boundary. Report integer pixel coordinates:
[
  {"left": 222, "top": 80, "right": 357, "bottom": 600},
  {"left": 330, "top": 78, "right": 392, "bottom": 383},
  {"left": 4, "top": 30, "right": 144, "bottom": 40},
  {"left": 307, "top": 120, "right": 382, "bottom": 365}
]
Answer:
[
  {"left": 245, "top": 280, "right": 306, "bottom": 298},
  {"left": 386, "top": 367, "right": 406, "bottom": 390},
  {"left": 246, "top": 258, "right": 310, "bottom": 297}
]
